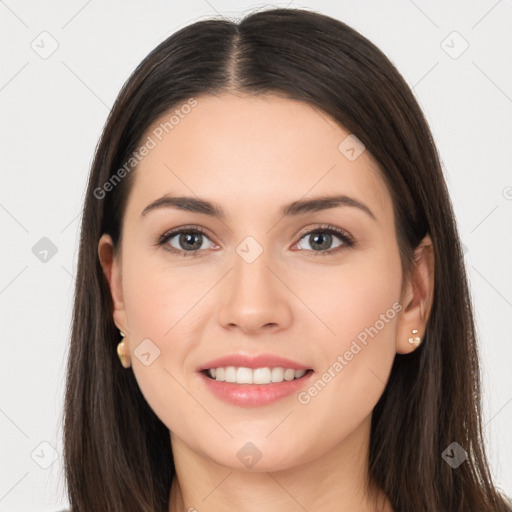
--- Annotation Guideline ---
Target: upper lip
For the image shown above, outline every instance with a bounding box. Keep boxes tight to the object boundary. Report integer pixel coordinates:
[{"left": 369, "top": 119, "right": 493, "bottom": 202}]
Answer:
[{"left": 198, "top": 353, "right": 312, "bottom": 371}]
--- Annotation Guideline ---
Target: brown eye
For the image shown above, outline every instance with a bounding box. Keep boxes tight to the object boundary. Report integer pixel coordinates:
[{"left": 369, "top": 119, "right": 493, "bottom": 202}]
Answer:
[
  {"left": 171, "top": 232, "right": 206, "bottom": 252},
  {"left": 296, "top": 226, "right": 355, "bottom": 256},
  {"left": 157, "top": 227, "right": 216, "bottom": 257}
]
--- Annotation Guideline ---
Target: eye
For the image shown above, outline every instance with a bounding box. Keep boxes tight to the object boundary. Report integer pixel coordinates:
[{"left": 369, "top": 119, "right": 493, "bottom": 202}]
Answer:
[
  {"left": 156, "top": 224, "right": 355, "bottom": 258},
  {"left": 295, "top": 225, "right": 355, "bottom": 256},
  {"left": 156, "top": 225, "right": 217, "bottom": 257}
]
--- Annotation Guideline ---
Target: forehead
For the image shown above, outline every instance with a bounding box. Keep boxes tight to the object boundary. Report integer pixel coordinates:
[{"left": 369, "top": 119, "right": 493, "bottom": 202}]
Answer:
[{"left": 125, "top": 92, "right": 391, "bottom": 222}]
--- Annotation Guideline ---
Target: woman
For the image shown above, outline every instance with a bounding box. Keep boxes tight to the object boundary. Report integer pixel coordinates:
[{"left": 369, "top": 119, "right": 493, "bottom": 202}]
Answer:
[{"left": 63, "top": 7, "right": 512, "bottom": 512}]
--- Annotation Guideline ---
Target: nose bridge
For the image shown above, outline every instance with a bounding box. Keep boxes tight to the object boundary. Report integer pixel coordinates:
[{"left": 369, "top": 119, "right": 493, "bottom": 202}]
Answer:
[
  {"left": 231, "top": 235, "right": 277, "bottom": 302},
  {"left": 217, "top": 233, "right": 292, "bottom": 331},
  {"left": 239, "top": 247, "right": 269, "bottom": 282}
]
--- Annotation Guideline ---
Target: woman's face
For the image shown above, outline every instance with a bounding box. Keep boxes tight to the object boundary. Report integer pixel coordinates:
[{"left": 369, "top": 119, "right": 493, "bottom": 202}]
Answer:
[{"left": 100, "top": 92, "right": 421, "bottom": 472}]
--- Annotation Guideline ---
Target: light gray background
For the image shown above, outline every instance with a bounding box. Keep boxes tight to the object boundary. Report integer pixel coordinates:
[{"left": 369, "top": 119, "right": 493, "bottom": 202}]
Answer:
[{"left": 1, "top": 1, "right": 511, "bottom": 510}]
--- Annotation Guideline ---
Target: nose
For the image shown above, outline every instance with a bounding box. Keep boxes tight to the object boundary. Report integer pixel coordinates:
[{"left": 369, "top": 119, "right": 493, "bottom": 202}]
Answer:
[{"left": 217, "top": 250, "right": 293, "bottom": 335}]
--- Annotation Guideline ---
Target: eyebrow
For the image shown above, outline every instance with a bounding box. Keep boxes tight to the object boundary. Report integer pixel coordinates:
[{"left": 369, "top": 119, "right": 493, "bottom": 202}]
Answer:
[{"left": 141, "top": 194, "right": 377, "bottom": 221}]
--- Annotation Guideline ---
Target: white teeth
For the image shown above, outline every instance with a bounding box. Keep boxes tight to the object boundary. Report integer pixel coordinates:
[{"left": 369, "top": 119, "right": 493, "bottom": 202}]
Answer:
[
  {"left": 271, "top": 367, "right": 284, "bottom": 382},
  {"left": 206, "top": 366, "right": 308, "bottom": 384},
  {"left": 254, "top": 367, "right": 271, "bottom": 384},
  {"left": 225, "top": 366, "right": 236, "bottom": 383},
  {"left": 284, "top": 368, "right": 295, "bottom": 381},
  {"left": 236, "top": 367, "right": 253, "bottom": 384}
]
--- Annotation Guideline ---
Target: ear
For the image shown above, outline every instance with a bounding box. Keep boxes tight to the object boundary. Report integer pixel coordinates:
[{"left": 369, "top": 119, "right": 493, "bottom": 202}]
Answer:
[
  {"left": 396, "top": 234, "right": 435, "bottom": 354},
  {"left": 98, "top": 233, "right": 128, "bottom": 334}
]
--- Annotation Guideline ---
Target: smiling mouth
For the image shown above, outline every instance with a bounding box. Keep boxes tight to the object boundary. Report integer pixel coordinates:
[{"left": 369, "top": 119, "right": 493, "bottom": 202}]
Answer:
[{"left": 201, "top": 367, "right": 314, "bottom": 385}]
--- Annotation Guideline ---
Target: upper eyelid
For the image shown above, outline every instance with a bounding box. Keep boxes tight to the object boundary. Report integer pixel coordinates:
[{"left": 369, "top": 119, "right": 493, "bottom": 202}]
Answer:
[{"left": 296, "top": 224, "right": 351, "bottom": 240}]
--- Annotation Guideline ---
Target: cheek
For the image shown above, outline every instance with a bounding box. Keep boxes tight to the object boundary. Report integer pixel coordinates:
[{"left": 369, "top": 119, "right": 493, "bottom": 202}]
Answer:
[
  {"left": 120, "top": 252, "right": 212, "bottom": 431},
  {"left": 120, "top": 246, "right": 219, "bottom": 398},
  {"left": 293, "top": 246, "right": 402, "bottom": 411},
  {"left": 293, "top": 242, "right": 403, "bottom": 349},
  {"left": 122, "top": 248, "right": 214, "bottom": 339}
]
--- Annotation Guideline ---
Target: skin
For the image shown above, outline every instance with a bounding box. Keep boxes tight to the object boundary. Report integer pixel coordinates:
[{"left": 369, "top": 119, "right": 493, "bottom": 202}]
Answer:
[{"left": 98, "top": 92, "right": 434, "bottom": 512}]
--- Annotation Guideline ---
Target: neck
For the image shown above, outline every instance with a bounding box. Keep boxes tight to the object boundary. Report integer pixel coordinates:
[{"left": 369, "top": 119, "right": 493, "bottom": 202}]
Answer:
[{"left": 168, "top": 415, "right": 393, "bottom": 512}]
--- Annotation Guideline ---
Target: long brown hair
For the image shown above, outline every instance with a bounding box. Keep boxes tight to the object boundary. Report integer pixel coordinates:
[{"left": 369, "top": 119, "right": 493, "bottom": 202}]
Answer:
[{"left": 63, "top": 7, "right": 511, "bottom": 511}]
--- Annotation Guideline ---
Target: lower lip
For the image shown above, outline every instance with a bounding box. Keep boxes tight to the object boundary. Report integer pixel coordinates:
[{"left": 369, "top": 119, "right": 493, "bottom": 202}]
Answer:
[{"left": 198, "top": 370, "right": 315, "bottom": 407}]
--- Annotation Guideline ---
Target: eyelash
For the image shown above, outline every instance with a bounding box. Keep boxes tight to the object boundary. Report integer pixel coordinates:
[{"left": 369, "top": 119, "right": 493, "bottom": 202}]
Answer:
[{"left": 155, "top": 224, "right": 356, "bottom": 258}]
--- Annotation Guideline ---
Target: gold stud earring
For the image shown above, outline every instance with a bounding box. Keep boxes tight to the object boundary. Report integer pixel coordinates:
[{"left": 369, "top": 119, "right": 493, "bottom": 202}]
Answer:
[
  {"left": 408, "top": 328, "right": 421, "bottom": 346},
  {"left": 117, "top": 330, "right": 131, "bottom": 368}
]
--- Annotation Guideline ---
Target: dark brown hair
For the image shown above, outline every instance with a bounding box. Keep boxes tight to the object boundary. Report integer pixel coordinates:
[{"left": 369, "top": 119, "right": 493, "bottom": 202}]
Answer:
[{"left": 63, "top": 7, "right": 511, "bottom": 511}]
